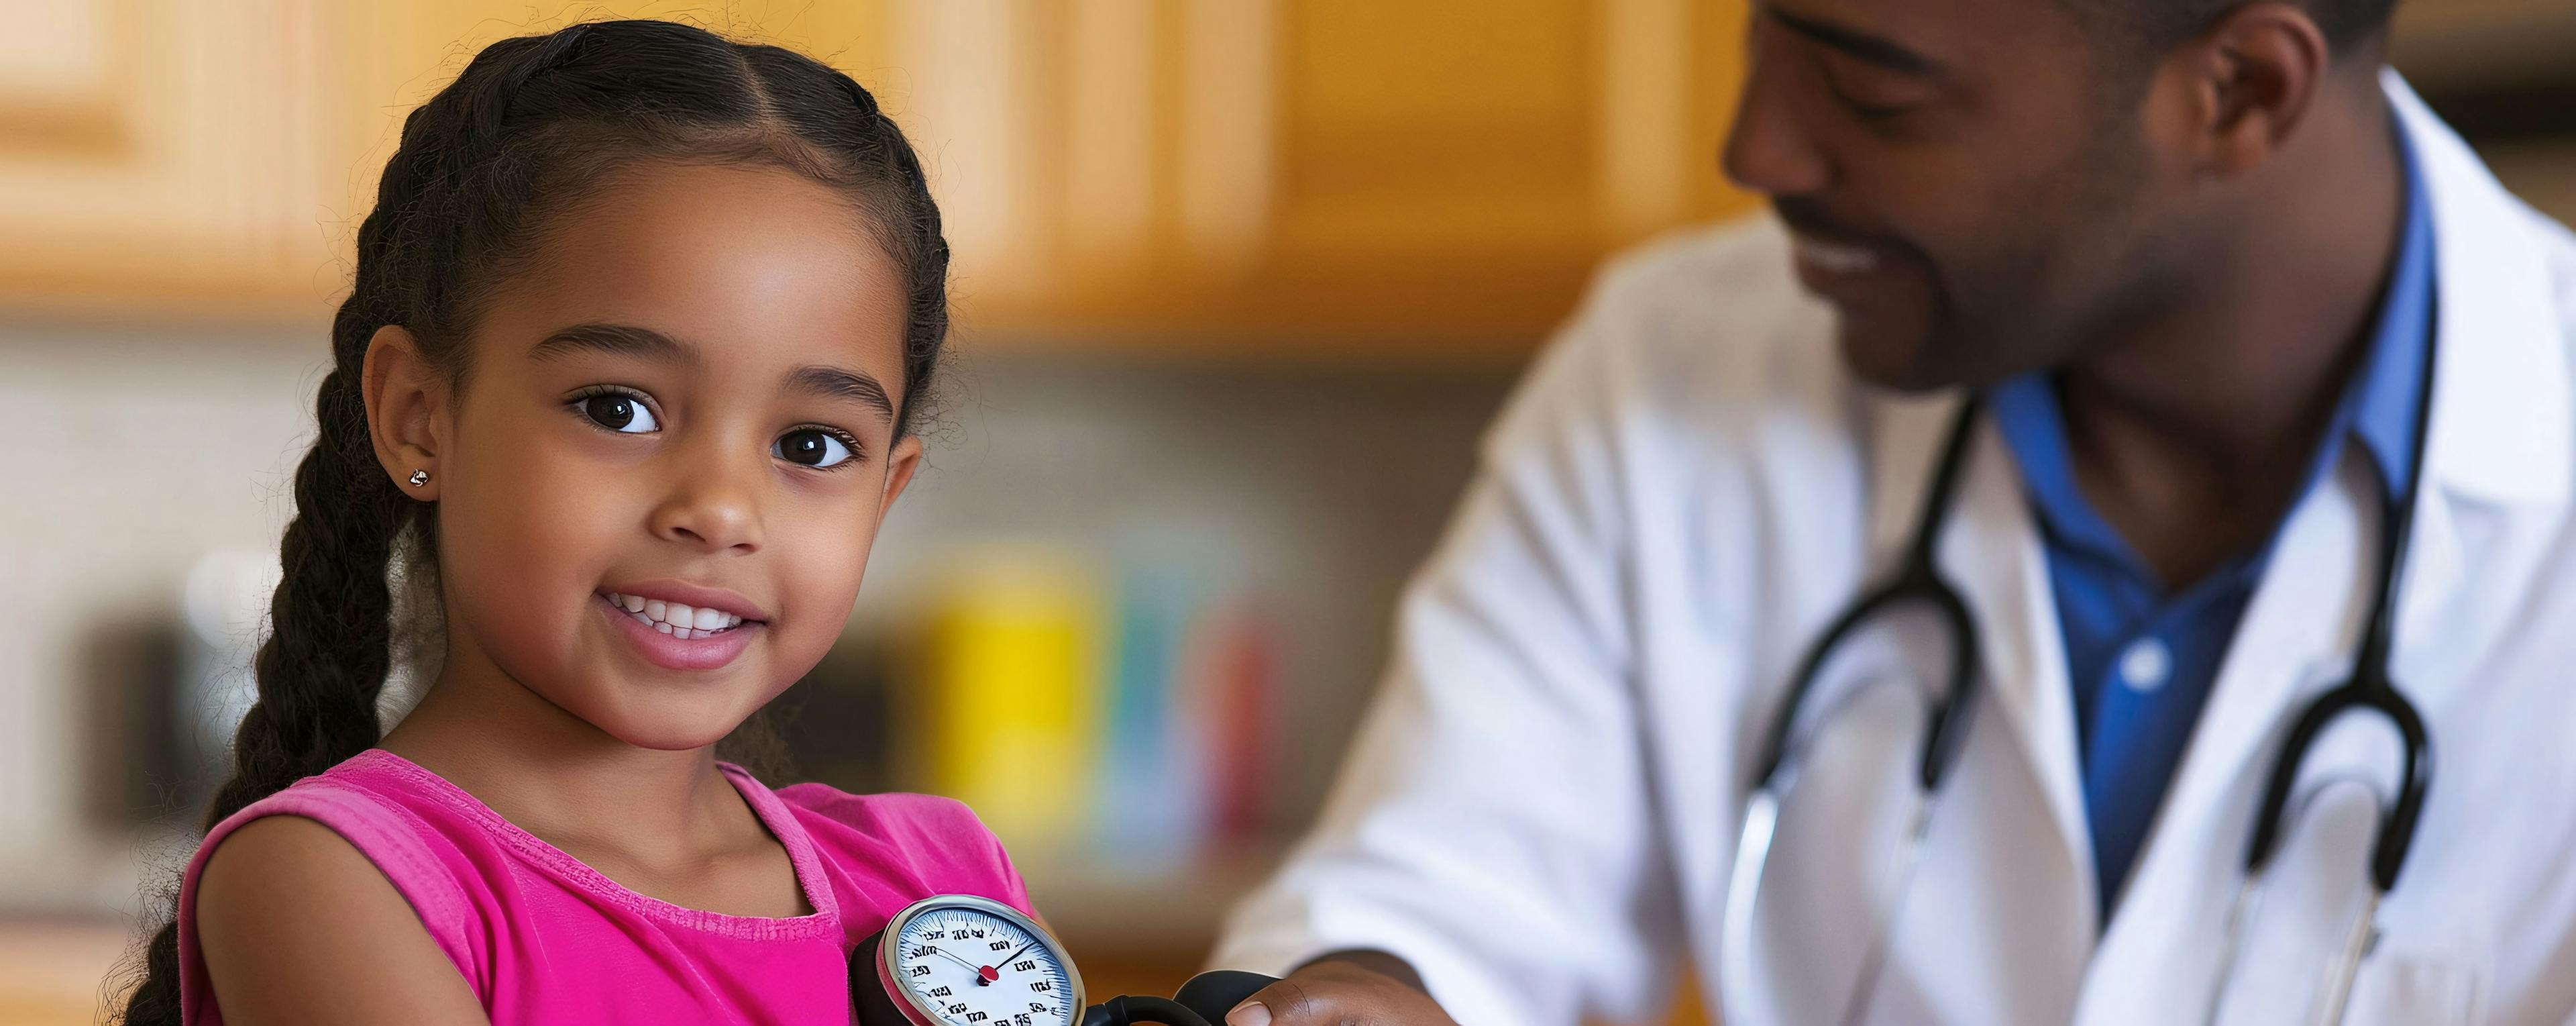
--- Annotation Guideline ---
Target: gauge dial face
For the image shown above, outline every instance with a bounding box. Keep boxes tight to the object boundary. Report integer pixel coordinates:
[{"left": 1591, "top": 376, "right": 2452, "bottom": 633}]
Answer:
[{"left": 885, "top": 898, "right": 1079, "bottom": 1026}]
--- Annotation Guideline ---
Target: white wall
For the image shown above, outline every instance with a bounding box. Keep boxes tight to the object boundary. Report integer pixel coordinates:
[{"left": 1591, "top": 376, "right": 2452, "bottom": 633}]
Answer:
[{"left": 1, "top": 329, "right": 323, "bottom": 912}]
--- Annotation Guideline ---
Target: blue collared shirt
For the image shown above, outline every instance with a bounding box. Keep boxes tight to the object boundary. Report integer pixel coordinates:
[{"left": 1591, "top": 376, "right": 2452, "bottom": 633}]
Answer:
[{"left": 1986, "top": 121, "right": 2437, "bottom": 917}]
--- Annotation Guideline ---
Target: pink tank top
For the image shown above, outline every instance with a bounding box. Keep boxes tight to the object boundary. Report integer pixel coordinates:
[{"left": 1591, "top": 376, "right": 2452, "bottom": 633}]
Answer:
[{"left": 176, "top": 749, "right": 1033, "bottom": 1025}]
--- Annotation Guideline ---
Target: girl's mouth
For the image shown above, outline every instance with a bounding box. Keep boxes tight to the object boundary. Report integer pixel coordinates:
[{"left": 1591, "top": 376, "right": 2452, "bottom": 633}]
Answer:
[
  {"left": 597, "top": 592, "right": 763, "bottom": 671},
  {"left": 603, "top": 590, "right": 750, "bottom": 639}
]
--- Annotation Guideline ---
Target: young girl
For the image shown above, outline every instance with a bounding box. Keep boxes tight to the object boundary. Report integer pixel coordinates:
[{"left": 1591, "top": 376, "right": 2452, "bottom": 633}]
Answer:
[{"left": 115, "top": 19, "right": 1025, "bottom": 1025}]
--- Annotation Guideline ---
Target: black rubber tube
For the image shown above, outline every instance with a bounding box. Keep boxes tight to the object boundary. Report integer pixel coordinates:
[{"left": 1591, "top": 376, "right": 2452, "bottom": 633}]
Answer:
[{"left": 1084, "top": 994, "right": 1214, "bottom": 1026}]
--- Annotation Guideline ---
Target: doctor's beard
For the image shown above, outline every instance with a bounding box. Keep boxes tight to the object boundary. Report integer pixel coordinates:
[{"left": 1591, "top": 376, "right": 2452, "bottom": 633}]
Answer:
[
  {"left": 1774, "top": 122, "right": 2163, "bottom": 394},
  {"left": 1778, "top": 194, "right": 2110, "bottom": 395}
]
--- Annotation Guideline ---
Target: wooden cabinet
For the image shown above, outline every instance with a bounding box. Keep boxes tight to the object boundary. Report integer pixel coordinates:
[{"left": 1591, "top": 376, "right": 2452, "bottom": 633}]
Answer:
[
  {"left": 0, "top": 0, "right": 1756, "bottom": 360},
  {"left": 881, "top": 0, "right": 1758, "bottom": 359},
  {"left": 0, "top": 0, "right": 351, "bottom": 321}
]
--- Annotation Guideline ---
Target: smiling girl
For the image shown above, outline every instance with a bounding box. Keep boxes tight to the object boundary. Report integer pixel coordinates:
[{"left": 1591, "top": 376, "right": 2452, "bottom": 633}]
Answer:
[{"left": 113, "top": 20, "right": 1026, "bottom": 1025}]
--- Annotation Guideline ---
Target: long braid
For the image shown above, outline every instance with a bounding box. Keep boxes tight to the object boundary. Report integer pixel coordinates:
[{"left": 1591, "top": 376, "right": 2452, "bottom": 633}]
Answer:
[
  {"left": 112, "top": 89, "right": 472, "bottom": 1021},
  {"left": 117, "top": 277, "right": 413, "bottom": 1026}
]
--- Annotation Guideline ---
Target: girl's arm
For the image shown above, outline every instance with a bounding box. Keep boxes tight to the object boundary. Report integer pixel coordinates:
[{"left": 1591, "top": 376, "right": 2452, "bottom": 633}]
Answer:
[{"left": 195, "top": 816, "right": 488, "bottom": 1025}]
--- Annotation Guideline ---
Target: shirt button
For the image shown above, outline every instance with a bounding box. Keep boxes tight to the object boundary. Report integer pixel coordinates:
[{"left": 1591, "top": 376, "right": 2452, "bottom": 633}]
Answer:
[{"left": 2119, "top": 637, "right": 2172, "bottom": 692}]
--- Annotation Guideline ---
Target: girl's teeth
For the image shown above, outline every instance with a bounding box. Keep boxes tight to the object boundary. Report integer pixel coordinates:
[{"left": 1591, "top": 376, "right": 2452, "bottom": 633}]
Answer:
[{"left": 609, "top": 592, "right": 748, "bottom": 637}]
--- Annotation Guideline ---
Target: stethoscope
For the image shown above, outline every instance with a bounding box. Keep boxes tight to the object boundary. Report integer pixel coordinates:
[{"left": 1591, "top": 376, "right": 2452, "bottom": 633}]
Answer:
[{"left": 1721, "top": 319, "right": 2438, "bottom": 1025}]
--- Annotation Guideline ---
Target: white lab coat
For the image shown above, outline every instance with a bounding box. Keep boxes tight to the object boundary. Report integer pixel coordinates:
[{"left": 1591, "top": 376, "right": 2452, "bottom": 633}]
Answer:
[{"left": 1210, "top": 74, "right": 2576, "bottom": 1026}]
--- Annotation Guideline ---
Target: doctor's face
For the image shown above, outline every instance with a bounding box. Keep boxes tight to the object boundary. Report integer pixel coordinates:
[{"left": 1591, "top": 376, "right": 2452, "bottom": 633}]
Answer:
[{"left": 1723, "top": 0, "right": 2178, "bottom": 391}]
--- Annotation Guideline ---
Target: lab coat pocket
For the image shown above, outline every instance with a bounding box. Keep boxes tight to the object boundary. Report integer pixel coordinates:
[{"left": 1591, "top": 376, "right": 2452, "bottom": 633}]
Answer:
[{"left": 2341, "top": 954, "right": 2479, "bottom": 1026}]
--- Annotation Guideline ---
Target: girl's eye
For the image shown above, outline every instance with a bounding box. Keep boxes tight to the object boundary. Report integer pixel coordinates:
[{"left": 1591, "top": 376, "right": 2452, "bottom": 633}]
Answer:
[
  {"left": 580, "top": 393, "right": 659, "bottom": 433},
  {"left": 775, "top": 428, "right": 855, "bottom": 468}
]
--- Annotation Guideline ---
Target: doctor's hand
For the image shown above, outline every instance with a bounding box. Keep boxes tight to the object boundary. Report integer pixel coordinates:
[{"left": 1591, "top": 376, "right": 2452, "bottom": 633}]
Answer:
[{"left": 1225, "top": 950, "right": 1460, "bottom": 1026}]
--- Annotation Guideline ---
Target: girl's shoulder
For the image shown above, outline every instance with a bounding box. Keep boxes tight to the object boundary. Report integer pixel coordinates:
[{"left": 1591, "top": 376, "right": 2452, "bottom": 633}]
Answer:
[
  {"left": 751, "top": 776, "right": 1034, "bottom": 920},
  {"left": 185, "top": 750, "right": 486, "bottom": 933},
  {"left": 178, "top": 750, "right": 490, "bottom": 1023}
]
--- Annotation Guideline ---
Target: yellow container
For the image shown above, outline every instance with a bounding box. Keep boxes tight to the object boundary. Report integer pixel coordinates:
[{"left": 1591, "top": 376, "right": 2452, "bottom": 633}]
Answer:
[{"left": 920, "top": 546, "right": 1106, "bottom": 850}]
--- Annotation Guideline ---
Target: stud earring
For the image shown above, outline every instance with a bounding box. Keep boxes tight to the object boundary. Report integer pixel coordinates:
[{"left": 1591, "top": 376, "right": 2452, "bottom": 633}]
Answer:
[{"left": 407, "top": 469, "right": 430, "bottom": 488}]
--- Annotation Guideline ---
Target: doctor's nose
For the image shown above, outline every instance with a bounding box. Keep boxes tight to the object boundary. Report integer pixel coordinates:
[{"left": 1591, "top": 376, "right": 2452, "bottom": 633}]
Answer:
[
  {"left": 1721, "top": 35, "right": 1832, "bottom": 198},
  {"left": 649, "top": 448, "right": 765, "bottom": 554}
]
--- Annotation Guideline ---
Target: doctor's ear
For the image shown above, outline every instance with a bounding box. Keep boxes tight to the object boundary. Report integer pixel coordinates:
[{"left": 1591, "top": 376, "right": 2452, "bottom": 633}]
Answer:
[
  {"left": 360, "top": 325, "right": 451, "bottom": 501},
  {"left": 2162, "top": 2, "right": 2330, "bottom": 178}
]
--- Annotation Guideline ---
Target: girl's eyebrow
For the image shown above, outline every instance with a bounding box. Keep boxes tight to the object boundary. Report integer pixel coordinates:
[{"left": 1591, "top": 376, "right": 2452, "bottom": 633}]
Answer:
[
  {"left": 529, "top": 322, "right": 700, "bottom": 363},
  {"left": 531, "top": 322, "right": 892, "bottom": 423},
  {"left": 784, "top": 364, "right": 895, "bottom": 423}
]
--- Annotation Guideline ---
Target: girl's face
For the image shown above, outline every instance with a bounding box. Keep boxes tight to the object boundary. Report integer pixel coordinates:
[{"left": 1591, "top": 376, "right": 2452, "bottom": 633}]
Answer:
[{"left": 391, "top": 161, "right": 921, "bottom": 751}]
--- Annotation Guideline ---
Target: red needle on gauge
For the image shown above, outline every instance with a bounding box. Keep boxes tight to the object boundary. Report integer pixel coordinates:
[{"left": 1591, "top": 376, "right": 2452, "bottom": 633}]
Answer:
[{"left": 976, "top": 940, "right": 1036, "bottom": 986}]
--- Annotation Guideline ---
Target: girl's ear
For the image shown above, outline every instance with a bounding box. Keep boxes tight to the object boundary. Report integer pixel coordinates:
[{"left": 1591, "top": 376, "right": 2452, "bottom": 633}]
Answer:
[
  {"left": 877, "top": 433, "right": 925, "bottom": 519},
  {"left": 361, "top": 325, "right": 450, "bottom": 501}
]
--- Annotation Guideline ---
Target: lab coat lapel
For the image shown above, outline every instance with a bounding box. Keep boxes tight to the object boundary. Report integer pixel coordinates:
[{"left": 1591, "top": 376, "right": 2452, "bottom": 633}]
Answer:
[
  {"left": 2081, "top": 449, "right": 2377, "bottom": 1023},
  {"left": 1868, "top": 393, "right": 2098, "bottom": 927},
  {"left": 2370, "top": 65, "right": 2567, "bottom": 688},
  {"left": 2396, "top": 68, "right": 2571, "bottom": 513}
]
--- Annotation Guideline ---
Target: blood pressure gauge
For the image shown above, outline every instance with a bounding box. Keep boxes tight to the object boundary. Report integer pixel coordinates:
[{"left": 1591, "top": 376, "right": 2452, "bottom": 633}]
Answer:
[{"left": 859, "top": 895, "right": 1085, "bottom": 1026}]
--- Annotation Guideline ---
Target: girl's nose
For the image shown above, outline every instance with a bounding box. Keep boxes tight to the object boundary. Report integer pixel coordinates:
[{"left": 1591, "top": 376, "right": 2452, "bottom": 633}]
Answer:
[{"left": 649, "top": 450, "right": 765, "bottom": 554}]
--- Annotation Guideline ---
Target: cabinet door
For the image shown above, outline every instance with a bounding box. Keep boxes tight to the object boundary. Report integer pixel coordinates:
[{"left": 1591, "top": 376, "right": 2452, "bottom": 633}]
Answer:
[
  {"left": 881, "top": 0, "right": 1758, "bottom": 359},
  {"left": 0, "top": 0, "right": 349, "bottom": 321},
  {"left": 1241, "top": 0, "right": 1758, "bottom": 350},
  {"left": 0, "top": 0, "right": 894, "bottom": 325}
]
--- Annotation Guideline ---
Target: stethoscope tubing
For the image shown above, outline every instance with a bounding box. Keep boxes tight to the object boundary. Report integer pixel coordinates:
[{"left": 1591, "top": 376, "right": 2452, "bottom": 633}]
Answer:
[
  {"left": 2239, "top": 303, "right": 2443, "bottom": 893},
  {"left": 1750, "top": 396, "right": 1988, "bottom": 799},
  {"left": 1726, "top": 298, "right": 2441, "bottom": 1022}
]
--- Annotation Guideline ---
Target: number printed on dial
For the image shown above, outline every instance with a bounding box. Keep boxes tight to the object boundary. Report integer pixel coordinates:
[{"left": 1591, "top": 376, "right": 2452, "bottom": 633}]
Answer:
[{"left": 894, "top": 907, "right": 1075, "bottom": 1026}]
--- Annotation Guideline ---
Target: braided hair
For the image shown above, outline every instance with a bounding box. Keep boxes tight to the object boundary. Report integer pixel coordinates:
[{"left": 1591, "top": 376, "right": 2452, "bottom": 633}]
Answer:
[{"left": 112, "top": 20, "right": 947, "bottom": 1023}]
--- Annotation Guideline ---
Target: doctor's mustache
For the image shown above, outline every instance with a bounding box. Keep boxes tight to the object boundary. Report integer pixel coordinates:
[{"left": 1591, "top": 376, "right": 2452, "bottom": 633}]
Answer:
[{"left": 1771, "top": 197, "right": 1925, "bottom": 262}]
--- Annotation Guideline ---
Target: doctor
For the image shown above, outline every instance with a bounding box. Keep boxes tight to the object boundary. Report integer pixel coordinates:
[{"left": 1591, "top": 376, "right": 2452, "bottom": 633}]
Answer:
[{"left": 1212, "top": 0, "right": 2576, "bottom": 1023}]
